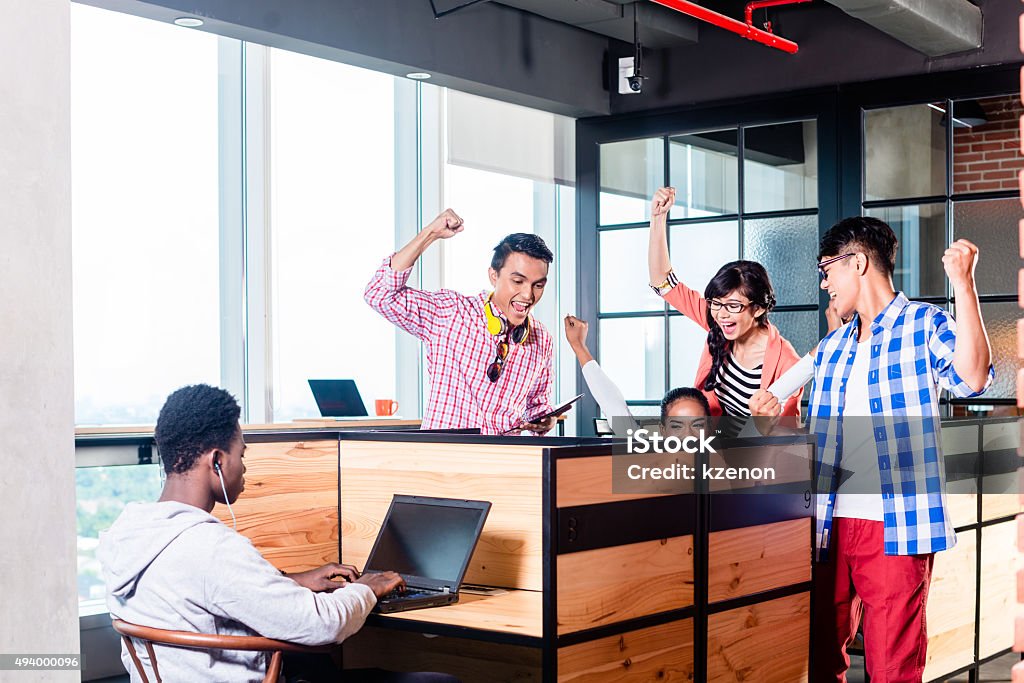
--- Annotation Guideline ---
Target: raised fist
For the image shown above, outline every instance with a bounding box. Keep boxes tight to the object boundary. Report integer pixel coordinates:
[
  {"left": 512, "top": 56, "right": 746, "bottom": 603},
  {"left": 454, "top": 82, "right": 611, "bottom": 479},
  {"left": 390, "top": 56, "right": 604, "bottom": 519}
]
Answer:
[
  {"left": 563, "top": 315, "right": 589, "bottom": 350},
  {"left": 424, "top": 208, "right": 464, "bottom": 240},
  {"left": 651, "top": 187, "right": 676, "bottom": 218},
  {"left": 942, "top": 238, "right": 979, "bottom": 292}
]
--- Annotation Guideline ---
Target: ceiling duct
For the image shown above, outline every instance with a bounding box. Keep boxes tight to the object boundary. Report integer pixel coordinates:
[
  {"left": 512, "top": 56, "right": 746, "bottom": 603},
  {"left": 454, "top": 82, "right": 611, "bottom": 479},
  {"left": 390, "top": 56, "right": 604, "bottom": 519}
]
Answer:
[
  {"left": 493, "top": 0, "right": 699, "bottom": 49},
  {"left": 826, "top": 0, "right": 982, "bottom": 56}
]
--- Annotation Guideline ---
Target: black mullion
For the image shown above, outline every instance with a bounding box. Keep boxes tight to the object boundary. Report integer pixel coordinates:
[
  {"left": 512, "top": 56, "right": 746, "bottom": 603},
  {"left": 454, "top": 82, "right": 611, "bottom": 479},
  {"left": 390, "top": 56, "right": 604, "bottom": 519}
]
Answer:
[
  {"left": 964, "top": 294, "right": 1019, "bottom": 304},
  {"left": 907, "top": 296, "right": 952, "bottom": 305},
  {"left": 664, "top": 135, "right": 672, "bottom": 399},
  {"left": 950, "top": 189, "right": 1021, "bottom": 203},
  {"left": 945, "top": 97, "right": 955, "bottom": 320},
  {"left": 737, "top": 126, "right": 746, "bottom": 259},
  {"left": 862, "top": 196, "right": 947, "bottom": 210},
  {"left": 597, "top": 220, "right": 656, "bottom": 232},
  {"left": 941, "top": 97, "right": 953, "bottom": 419},
  {"left": 736, "top": 207, "right": 819, "bottom": 221},
  {"left": 666, "top": 214, "right": 742, "bottom": 227},
  {"left": 769, "top": 304, "right": 821, "bottom": 313},
  {"left": 577, "top": 123, "right": 601, "bottom": 435}
]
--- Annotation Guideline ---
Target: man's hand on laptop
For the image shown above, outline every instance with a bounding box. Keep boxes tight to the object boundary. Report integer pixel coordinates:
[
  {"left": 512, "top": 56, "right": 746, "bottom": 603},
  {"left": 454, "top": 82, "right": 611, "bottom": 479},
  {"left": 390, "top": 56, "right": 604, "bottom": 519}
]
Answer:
[
  {"left": 287, "top": 563, "right": 361, "bottom": 593},
  {"left": 356, "top": 571, "right": 406, "bottom": 599}
]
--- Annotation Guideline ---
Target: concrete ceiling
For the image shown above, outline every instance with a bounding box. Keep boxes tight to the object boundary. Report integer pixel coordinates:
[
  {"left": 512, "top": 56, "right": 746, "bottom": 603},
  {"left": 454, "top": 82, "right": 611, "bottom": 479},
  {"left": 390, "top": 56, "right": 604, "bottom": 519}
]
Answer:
[
  {"left": 490, "top": 0, "right": 982, "bottom": 56},
  {"left": 493, "top": 0, "right": 698, "bottom": 49}
]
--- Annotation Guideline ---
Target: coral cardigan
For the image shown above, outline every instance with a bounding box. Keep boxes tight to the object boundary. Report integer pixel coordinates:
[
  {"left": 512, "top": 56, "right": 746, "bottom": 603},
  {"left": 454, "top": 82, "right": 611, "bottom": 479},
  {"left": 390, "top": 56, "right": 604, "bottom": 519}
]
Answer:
[{"left": 663, "top": 281, "right": 804, "bottom": 417}]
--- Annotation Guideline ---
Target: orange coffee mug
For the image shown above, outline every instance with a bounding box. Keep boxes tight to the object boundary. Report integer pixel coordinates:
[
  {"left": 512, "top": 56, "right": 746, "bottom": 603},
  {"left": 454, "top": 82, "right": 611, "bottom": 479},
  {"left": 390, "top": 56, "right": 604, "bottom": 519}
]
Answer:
[{"left": 375, "top": 399, "right": 399, "bottom": 417}]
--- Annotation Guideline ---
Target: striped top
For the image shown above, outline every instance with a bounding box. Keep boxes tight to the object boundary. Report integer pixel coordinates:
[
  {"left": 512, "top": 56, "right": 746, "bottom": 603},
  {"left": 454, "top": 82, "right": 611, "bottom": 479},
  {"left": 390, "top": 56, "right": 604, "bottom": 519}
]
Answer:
[{"left": 715, "top": 353, "right": 763, "bottom": 416}]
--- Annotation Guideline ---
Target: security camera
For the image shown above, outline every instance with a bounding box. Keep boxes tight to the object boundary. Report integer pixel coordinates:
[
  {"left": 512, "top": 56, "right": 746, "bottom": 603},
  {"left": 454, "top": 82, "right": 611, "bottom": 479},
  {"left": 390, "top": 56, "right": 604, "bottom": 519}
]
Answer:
[{"left": 627, "top": 75, "right": 643, "bottom": 92}]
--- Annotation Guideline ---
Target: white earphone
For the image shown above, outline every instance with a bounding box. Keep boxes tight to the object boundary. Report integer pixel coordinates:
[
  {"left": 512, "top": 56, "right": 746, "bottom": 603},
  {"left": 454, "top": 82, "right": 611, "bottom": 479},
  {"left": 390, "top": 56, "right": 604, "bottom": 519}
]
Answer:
[{"left": 214, "top": 460, "right": 237, "bottom": 530}]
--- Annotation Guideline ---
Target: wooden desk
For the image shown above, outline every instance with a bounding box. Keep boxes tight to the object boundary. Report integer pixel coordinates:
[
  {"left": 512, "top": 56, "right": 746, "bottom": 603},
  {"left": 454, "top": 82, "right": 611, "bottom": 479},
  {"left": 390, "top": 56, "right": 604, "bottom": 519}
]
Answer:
[
  {"left": 370, "top": 590, "right": 543, "bottom": 639},
  {"left": 334, "top": 432, "right": 814, "bottom": 682},
  {"left": 71, "top": 419, "right": 1020, "bottom": 682}
]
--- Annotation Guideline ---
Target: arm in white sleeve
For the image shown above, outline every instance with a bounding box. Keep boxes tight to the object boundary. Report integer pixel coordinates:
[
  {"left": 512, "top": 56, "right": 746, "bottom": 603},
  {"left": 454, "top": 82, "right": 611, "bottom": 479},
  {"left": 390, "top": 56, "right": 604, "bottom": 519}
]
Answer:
[{"left": 581, "top": 360, "right": 637, "bottom": 434}]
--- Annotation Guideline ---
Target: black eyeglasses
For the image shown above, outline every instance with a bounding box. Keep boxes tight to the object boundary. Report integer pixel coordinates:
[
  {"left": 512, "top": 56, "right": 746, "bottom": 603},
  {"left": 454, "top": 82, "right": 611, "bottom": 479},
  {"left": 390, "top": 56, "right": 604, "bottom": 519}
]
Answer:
[
  {"left": 708, "top": 299, "right": 750, "bottom": 314},
  {"left": 817, "top": 253, "right": 856, "bottom": 280},
  {"left": 486, "top": 337, "right": 511, "bottom": 382}
]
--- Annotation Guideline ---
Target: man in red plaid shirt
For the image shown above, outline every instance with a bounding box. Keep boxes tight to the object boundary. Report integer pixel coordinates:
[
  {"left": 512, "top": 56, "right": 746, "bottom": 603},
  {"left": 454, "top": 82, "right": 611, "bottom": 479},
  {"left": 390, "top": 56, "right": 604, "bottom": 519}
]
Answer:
[{"left": 365, "top": 208, "right": 556, "bottom": 435}]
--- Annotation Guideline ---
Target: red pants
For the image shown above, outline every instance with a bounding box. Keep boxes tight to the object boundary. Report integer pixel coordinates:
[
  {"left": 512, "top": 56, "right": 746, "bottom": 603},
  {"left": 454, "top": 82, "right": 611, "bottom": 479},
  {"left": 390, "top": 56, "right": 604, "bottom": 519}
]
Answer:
[{"left": 812, "top": 517, "right": 935, "bottom": 683}]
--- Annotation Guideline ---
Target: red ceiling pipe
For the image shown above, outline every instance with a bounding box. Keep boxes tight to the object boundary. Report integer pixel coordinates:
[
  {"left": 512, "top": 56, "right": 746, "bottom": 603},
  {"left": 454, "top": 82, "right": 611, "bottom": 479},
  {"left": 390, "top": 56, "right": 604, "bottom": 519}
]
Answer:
[
  {"left": 745, "top": 0, "right": 813, "bottom": 27},
  {"left": 649, "top": 0, "right": 803, "bottom": 54}
]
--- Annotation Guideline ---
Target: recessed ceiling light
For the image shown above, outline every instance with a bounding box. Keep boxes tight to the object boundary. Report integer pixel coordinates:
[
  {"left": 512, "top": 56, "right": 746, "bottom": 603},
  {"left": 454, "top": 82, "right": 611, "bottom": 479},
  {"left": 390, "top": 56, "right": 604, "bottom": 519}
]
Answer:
[
  {"left": 173, "top": 17, "right": 204, "bottom": 27},
  {"left": 406, "top": 72, "right": 432, "bottom": 80}
]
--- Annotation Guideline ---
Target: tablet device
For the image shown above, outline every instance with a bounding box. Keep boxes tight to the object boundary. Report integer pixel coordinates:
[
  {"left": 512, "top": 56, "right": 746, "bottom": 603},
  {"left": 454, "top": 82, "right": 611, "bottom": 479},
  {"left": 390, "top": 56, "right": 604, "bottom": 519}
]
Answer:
[{"left": 527, "top": 393, "right": 584, "bottom": 424}]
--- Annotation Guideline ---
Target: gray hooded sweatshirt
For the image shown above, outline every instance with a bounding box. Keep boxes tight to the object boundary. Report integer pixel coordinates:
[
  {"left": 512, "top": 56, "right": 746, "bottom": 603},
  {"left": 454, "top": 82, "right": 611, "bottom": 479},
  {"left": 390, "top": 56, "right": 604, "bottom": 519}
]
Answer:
[{"left": 98, "top": 501, "right": 376, "bottom": 682}]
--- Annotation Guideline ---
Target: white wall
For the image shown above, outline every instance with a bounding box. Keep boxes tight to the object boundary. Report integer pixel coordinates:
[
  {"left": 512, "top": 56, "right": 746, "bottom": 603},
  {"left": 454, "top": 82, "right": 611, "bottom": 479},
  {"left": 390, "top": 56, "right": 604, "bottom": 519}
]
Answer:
[{"left": 0, "top": 0, "right": 78, "bottom": 679}]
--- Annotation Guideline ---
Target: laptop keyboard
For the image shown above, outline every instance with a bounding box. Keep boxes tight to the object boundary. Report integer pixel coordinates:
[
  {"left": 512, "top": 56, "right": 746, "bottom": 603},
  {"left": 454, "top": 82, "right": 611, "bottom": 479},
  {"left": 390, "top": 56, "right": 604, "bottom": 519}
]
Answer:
[{"left": 382, "top": 589, "right": 435, "bottom": 601}]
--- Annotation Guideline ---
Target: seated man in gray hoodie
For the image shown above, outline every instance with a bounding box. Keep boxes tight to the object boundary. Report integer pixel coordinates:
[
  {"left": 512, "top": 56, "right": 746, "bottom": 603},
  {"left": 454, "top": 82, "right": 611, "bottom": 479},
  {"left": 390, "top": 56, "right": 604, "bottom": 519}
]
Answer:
[{"left": 98, "top": 384, "right": 455, "bottom": 683}]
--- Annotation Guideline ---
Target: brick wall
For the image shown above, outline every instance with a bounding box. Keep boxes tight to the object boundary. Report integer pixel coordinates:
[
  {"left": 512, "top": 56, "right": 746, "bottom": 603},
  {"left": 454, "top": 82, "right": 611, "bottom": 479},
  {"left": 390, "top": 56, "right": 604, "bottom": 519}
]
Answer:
[
  {"left": 1015, "top": 10, "right": 1024, "bottom": 679},
  {"left": 953, "top": 95, "right": 1024, "bottom": 194}
]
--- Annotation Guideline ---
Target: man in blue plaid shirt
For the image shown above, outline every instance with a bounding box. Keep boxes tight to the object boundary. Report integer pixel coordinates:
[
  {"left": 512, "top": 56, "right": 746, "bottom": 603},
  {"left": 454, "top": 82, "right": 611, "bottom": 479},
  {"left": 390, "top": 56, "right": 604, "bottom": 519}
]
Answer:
[{"left": 752, "top": 216, "right": 992, "bottom": 682}]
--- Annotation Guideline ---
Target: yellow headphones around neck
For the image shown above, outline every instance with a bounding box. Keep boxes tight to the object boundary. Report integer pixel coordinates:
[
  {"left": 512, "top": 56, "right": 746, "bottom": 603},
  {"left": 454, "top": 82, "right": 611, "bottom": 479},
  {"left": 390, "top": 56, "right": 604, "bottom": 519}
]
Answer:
[{"left": 484, "top": 293, "right": 531, "bottom": 344}]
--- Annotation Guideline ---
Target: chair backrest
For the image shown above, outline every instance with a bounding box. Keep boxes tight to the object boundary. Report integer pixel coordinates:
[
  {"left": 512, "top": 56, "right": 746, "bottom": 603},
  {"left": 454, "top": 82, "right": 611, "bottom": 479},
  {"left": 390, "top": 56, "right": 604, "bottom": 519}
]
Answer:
[{"left": 111, "top": 618, "right": 328, "bottom": 683}]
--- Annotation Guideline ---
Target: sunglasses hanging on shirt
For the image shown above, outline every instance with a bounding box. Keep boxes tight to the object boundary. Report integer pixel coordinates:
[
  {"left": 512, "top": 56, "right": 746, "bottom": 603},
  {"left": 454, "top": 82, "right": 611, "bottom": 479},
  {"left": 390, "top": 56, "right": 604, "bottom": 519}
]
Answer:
[
  {"left": 484, "top": 293, "right": 530, "bottom": 382},
  {"left": 487, "top": 336, "right": 511, "bottom": 382}
]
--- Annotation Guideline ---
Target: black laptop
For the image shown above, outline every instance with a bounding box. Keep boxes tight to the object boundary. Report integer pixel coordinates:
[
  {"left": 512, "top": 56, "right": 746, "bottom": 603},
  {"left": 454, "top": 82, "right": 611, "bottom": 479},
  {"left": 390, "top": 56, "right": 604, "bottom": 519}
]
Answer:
[
  {"left": 363, "top": 495, "right": 491, "bottom": 613},
  {"left": 307, "top": 379, "right": 368, "bottom": 417}
]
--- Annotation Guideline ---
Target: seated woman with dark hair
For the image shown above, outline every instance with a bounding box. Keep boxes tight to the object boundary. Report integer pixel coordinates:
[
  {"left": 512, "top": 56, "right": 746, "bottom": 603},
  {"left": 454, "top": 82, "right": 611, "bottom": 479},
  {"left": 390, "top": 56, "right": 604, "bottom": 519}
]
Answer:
[{"left": 563, "top": 315, "right": 709, "bottom": 437}]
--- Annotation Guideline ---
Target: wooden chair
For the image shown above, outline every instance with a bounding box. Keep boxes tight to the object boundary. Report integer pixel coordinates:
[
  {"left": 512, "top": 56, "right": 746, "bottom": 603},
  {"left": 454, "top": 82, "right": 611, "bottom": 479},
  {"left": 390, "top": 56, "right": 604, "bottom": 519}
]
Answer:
[{"left": 111, "top": 618, "right": 331, "bottom": 683}]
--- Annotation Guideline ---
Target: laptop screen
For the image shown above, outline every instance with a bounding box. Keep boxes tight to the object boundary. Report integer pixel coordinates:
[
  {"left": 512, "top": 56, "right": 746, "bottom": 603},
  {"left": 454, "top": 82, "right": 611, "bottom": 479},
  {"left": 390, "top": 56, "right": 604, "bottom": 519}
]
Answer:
[
  {"left": 364, "top": 497, "right": 490, "bottom": 586},
  {"left": 307, "top": 379, "right": 368, "bottom": 417}
]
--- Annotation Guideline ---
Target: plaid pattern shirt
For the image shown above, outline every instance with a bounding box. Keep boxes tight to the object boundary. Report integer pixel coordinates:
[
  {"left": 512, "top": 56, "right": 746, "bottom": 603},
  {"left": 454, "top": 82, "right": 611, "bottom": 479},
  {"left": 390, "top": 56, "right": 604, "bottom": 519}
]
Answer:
[
  {"left": 364, "top": 256, "right": 554, "bottom": 435},
  {"left": 809, "top": 292, "right": 993, "bottom": 559}
]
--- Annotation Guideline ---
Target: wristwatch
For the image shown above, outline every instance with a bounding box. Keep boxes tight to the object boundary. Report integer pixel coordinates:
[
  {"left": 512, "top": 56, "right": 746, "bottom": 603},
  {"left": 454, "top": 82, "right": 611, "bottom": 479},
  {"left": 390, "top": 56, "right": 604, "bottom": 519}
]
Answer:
[{"left": 649, "top": 270, "right": 679, "bottom": 296}]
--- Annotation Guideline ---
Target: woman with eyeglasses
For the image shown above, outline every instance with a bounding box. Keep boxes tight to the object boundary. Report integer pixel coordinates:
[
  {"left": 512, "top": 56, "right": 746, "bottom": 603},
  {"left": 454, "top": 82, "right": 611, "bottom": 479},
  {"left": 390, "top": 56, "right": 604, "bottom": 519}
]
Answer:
[{"left": 647, "top": 186, "right": 804, "bottom": 418}]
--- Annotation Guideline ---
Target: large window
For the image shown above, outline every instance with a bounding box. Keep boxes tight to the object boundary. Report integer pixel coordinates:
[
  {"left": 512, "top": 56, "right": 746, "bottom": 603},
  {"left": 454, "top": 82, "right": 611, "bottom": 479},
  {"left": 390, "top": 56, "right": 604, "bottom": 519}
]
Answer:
[
  {"left": 71, "top": 4, "right": 224, "bottom": 425},
  {"left": 77, "top": 465, "right": 162, "bottom": 610},
  {"left": 863, "top": 96, "right": 1022, "bottom": 406},
  {"left": 595, "top": 122, "right": 820, "bottom": 412},
  {"left": 440, "top": 89, "right": 578, "bottom": 417},
  {"left": 72, "top": 6, "right": 578, "bottom": 618},
  {"left": 268, "top": 49, "right": 398, "bottom": 421}
]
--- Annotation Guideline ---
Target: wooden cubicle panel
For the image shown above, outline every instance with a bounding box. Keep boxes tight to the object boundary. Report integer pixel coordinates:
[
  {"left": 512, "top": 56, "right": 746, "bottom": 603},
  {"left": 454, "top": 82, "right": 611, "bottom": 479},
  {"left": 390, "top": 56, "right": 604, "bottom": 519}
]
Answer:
[
  {"left": 923, "top": 531, "right": 977, "bottom": 681},
  {"left": 707, "top": 518, "right": 810, "bottom": 603},
  {"left": 557, "top": 535, "right": 694, "bottom": 635},
  {"left": 211, "top": 439, "right": 339, "bottom": 573},
  {"left": 556, "top": 454, "right": 688, "bottom": 507},
  {"left": 340, "top": 440, "right": 545, "bottom": 591},
  {"left": 979, "top": 520, "right": 1018, "bottom": 658},
  {"left": 557, "top": 618, "right": 695, "bottom": 682},
  {"left": 344, "top": 627, "right": 542, "bottom": 683},
  {"left": 706, "top": 593, "right": 809, "bottom": 683}
]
